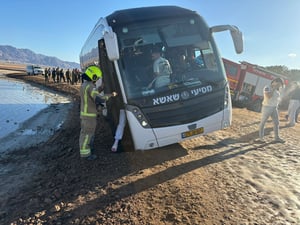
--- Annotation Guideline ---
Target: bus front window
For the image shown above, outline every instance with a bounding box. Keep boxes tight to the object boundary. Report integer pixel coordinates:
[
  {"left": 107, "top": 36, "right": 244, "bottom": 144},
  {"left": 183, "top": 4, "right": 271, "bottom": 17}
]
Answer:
[{"left": 116, "top": 17, "right": 220, "bottom": 100}]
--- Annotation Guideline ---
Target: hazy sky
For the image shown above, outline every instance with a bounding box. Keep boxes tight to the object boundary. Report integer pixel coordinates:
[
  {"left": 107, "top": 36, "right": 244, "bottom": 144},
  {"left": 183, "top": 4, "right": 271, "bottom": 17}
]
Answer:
[{"left": 1, "top": 0, "right": 299, "bottom": 69}]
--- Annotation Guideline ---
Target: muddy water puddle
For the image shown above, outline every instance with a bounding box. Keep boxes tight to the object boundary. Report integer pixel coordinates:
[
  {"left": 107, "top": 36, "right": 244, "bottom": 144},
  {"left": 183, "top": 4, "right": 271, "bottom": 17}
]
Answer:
[{"left": 0, "top": 74, "right": 72, "bottom": 152}]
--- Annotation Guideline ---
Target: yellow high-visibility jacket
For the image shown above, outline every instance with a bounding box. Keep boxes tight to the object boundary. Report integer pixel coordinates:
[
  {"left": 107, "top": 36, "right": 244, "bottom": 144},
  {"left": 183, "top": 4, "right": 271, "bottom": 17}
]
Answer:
[{"left": 80, "top": 81, "right": 99, "bottom": 118}]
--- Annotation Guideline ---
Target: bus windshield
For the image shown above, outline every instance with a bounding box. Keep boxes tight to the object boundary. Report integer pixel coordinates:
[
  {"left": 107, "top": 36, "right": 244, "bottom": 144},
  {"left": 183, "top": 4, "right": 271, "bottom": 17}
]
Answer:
[{"left": 116, "top": 16, "right": 221, "bottom": 100}]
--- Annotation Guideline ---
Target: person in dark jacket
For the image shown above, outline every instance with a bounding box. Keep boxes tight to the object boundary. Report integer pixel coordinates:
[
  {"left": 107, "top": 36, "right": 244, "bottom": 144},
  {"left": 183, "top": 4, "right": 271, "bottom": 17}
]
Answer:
[
  {"left": 65, "top": 69, "right": 71, "bottom": 84},
  {"left": 286, "top": 83, "right": 300, "bottom": 127},
  {"left": 51, "top": 68, "right": 56, "bottom": 83}
]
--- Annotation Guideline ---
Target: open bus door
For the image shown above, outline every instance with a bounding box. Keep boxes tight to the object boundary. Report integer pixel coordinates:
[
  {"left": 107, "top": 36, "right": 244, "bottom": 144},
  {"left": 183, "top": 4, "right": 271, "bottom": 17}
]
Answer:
[{"left": 98, "top": 39, "right": 134, "bottom": 151}]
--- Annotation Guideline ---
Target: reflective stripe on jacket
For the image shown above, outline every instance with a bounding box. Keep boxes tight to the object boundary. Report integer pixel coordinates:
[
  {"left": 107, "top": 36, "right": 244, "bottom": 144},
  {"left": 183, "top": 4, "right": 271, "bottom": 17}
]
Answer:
[
  {"left": 80, "top": 134, "right": 91, "bottom": 157},
  {"left": 80, "top": 81, "right": 99, "bottom": 118}
]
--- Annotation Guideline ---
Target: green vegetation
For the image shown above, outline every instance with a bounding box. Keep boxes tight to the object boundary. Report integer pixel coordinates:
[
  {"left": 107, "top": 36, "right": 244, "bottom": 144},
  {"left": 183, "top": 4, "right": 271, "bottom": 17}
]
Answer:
[{"left": 265, "top": 65, "right": 300, "bottom": 81}]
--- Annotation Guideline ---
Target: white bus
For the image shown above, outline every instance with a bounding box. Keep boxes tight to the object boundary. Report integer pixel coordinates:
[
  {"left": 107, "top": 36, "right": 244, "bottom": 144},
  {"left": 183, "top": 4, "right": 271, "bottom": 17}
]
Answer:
[{"left": 79, "top": 6, "right": 243, "bottom": 151}]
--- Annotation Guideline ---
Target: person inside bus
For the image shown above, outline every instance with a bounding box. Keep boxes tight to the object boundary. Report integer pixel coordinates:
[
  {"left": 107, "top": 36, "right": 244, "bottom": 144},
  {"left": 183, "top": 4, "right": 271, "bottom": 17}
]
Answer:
[
  {"left": 147, "top": 46, "right": 172, "bottom": 89},
  {"left": 258, "top": 77, "right": 285, "bottom": 143}
]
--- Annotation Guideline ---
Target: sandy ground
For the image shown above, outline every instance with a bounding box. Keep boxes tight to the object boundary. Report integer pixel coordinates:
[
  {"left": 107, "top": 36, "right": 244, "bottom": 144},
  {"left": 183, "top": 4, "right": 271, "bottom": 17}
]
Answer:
[{"left": 0, "top": 67, "right": 299, "bottom": 225}]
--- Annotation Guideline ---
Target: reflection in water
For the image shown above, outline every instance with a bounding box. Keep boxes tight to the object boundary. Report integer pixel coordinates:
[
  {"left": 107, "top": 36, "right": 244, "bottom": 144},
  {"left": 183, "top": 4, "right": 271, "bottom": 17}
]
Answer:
[{"left": 0, "top": 75, "right": 71, "bottom": 138}]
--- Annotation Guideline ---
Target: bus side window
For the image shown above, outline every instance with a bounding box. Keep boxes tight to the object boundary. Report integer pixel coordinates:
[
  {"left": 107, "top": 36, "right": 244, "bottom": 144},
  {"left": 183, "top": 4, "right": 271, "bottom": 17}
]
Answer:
[
  {"left": 203, "top": 53, "right": 216, "bottom": 69},
  {"left": 241, "top": 83, "right": 255, "bottom": 99},
  {"left": 121, "top": 48, "right": 138, "bottom": 88}
]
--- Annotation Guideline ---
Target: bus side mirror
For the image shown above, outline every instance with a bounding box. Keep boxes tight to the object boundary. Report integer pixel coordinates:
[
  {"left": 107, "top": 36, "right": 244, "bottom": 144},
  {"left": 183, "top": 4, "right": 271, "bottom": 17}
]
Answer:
[
  {"left": 104, "top": 30, "right": 120, "bottom": 60},
  {"left": 210, "top": 25, "right": 244, "bottom": 54}
]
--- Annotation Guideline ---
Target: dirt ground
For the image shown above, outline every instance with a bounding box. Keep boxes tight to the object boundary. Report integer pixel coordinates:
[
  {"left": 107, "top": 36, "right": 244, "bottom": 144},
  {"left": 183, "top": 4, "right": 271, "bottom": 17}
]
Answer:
[{"left": 0, "top": 68, "right": 299, "bottom": 225}]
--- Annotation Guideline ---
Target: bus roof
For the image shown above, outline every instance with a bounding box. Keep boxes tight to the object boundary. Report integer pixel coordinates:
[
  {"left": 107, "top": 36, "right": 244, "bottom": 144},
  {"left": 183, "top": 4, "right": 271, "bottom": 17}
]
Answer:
[{"left": 106, "top": 6, "right": 198, "bottom": 26}]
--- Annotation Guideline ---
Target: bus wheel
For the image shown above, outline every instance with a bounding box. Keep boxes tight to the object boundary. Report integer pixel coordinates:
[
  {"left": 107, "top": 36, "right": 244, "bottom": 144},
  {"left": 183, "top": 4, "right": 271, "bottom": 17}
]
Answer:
[
  {"left": 296, "top": 107, "right": 300, "bottom": 122},
  {"left": 120, "top": 125, "right": 135, "bottom": 152},
  {"left": 108, "top": 106, "right": 134, "bottom": 152}
]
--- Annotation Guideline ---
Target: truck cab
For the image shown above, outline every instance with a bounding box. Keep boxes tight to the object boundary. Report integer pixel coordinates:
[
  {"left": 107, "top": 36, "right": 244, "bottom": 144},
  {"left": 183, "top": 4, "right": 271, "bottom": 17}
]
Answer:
[{"left": 223, "top": 58, "right": 289, "bottom": 112}]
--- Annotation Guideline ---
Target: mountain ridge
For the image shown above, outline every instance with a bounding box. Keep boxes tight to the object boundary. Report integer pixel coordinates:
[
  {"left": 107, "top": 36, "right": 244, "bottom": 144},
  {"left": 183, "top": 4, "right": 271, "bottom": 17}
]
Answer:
[{"left": 0, "top": 45, "right": 80, "bottom": 69}]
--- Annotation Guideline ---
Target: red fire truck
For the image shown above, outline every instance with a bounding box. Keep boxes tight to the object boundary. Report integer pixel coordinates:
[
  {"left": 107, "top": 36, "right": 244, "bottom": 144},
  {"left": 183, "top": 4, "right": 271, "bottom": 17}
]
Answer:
[{"left": 223, "top": 58, "right": 288, "bottom": 112}]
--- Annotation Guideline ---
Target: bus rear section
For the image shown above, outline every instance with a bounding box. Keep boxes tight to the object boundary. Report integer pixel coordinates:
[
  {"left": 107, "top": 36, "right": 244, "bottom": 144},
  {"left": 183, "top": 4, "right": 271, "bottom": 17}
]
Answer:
[{"left": 80, "top": 6, "right": 243, "bottom": 151}]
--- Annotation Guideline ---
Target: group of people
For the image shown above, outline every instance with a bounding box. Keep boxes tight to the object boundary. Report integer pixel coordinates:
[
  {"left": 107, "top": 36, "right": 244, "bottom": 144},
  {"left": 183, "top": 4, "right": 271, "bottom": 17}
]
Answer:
[
  {"left": 44, "top": 67, "right": 81, "bottom": 85},
  {"left": 258, "top": 77, "right": 300, "bottom": 144}
]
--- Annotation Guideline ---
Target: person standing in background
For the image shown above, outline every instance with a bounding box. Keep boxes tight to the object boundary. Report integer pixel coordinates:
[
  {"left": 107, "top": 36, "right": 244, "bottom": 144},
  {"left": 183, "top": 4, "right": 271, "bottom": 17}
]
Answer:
[
  {"left": 44, "top": 67, "right": 49, "bottom": 83},
  {"left": 72, "top": 68, "right": 78, "bottom": 85},
  {"left": 59, "top": 68, "right": 65, "bottom": 83},
  {"left": 65, "top": 68, "right": 71, "bottom": 84},
  {"left": 258, "top": 78, "right": 285, "bottom": 143},
  {"left": 51, "top": 67, "right": 56, "bottom": 83},
  {"left": 76, "top": 69, "right": 81, "bottom": 84},
  {"left": 286, "top": 83, "right": 300, "bottom": 127}
]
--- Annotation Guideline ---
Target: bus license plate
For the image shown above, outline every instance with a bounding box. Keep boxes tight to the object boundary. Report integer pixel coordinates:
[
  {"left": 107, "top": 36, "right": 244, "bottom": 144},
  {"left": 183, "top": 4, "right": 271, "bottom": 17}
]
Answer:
[{"left": 181, "top": 127, "right": 204, "bottom": 138}]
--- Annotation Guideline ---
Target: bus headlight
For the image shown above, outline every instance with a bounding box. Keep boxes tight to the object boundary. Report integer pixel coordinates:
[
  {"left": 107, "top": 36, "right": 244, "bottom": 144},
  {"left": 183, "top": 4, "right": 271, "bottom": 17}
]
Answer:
[
  {"left": 126, "top": 105, "right": 150, "bottom": 128},
  {"left": 141, "top": 121, "right": 148, "bottom": 127}
]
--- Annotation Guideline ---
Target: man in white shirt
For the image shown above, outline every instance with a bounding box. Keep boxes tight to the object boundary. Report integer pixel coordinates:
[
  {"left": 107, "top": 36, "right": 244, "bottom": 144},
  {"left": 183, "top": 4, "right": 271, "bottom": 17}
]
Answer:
[
  {"left": 258, "top": 78, "right": 285, "bottom": 143},
  {"left": 147, "top": 47, "right": 172, "bottom": 89}
]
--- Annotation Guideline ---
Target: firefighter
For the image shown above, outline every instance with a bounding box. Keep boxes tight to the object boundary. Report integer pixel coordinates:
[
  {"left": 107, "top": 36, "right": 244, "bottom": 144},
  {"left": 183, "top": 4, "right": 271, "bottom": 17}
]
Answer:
[{"left": 79, "top": 65, "right": 106, "bottom": 160}]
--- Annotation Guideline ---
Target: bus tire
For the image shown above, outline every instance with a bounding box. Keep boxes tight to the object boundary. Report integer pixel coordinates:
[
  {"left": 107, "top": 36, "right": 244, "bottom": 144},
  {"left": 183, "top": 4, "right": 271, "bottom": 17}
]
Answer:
[
  {"left": 296, "top": 107, "right": 300, "bottom": 122},
  {"left": 107, "top": 103, "right": 134, "bottom": 152},
  {"left": 120, "top": 125, "right": 135, "bottom": 152}
]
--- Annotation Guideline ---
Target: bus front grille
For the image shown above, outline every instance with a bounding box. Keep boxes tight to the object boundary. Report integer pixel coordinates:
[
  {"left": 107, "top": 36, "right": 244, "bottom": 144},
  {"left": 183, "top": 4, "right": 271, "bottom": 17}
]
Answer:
[{"left": 143, "top": 91, "right": 224, "bottom": 128}]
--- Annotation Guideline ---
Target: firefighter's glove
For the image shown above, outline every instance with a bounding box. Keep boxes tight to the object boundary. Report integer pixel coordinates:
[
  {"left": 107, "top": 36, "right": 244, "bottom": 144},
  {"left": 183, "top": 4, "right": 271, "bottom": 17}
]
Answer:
[
  {"left": 95, "top": 95, "right": 105, "bottom": 107},
  {"left": 102, "top": 92, "right": 118, "bottom": 101}
]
